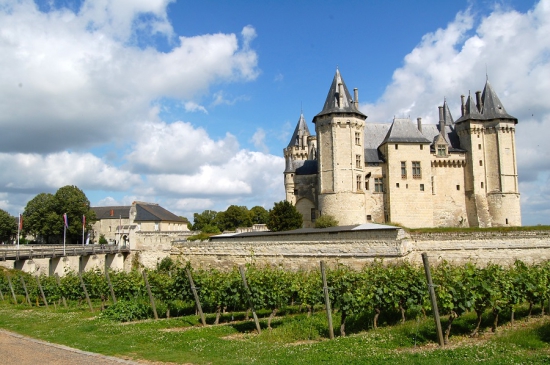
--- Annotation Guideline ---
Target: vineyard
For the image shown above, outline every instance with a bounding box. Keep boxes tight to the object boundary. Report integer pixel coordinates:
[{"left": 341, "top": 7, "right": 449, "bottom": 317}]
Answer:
[{"left": 1, "top": 258, "right": 549, "bottom": 343}]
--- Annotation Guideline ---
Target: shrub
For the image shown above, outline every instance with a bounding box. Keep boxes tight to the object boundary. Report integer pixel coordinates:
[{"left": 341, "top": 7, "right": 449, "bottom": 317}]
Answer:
[
  {"left": 100, "top": 299, "right": 151, "bottom": 322},
  {"left": 98, "top": 234, "right": 108, "bottom": 245},
  {"left": 314, "top": 215, "right": 338, "bottom": 228}
]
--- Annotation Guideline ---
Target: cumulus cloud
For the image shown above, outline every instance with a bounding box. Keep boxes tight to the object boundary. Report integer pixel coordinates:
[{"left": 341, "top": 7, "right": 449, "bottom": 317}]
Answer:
[
  {"left": 251, "top": 128, "right": 268, "bottom": 153},
  {"left": 359, "top": 1, "right": 550, "bottom": 224},
  {"left": 184, "top": 101, "right": 208, "bottom": 114},
  {"left": 0, "top": 0, "right": 259, "bottom": 153},
  {"left": 126, "top": 121, "right": 240, "bottom": 174}
]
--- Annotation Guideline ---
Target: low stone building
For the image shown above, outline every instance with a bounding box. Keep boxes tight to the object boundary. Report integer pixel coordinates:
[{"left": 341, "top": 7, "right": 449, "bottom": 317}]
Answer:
[{"left": 91, "top": 201, "right": 189, "bottom": 245}]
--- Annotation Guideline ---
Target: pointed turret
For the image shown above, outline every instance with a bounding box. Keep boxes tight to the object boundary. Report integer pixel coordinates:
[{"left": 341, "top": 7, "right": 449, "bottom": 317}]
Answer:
[
  {"left": 314, "top": 69, "right": 366, "bottom": 121},
  {"left": 287, "top": 113, "right": 310, "bottom": 148},
  {"left": 456, "top": 92, "right": 483, "bottom": 123},
  {"left": 481, "top": 80, "right": 517, "bottom": 122},
  {"left": 443, "top": 99, "right": 454, "bottom": 126}
]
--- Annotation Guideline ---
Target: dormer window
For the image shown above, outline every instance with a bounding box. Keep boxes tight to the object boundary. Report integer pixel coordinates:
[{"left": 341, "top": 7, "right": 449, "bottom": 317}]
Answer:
[{"left": 437, "top": 144, "right": 447, "bottom": 157}]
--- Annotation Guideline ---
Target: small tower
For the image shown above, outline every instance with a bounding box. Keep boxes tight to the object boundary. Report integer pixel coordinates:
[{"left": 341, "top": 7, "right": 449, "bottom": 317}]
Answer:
[
  {"left": 284, "top": 113, "right": 311, "bottom": 205},
  {"left": 313, "top": 69, "right": 367, "bottom": 225},
  {"left": 455, "top": 79, "right": 521, "bottom": 227}
]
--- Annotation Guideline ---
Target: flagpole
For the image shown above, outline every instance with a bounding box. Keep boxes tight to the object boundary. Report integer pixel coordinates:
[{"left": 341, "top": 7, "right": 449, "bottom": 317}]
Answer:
[
  {"left": 17, "top": 213, "right": 20, "bottom": 249},
  {"left": 82, "top": 215, "right": 85, "bottom": 246},
  {"left": 63, "top": 213, "right": 67, "bottom": 256}
]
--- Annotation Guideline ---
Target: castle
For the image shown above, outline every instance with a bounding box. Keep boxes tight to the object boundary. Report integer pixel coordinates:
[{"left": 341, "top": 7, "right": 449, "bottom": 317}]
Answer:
[{"left": 283, "top": 69, "right": 521, "bottom": 228}]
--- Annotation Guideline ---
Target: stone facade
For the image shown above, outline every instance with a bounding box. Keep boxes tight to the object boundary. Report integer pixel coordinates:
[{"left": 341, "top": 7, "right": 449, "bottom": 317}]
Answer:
[
  {"left": 172, "top": 228, "right": 550, "bottom": 270},
  {"left": 284, "top": 70, "right": 521, "bottom": 228}
]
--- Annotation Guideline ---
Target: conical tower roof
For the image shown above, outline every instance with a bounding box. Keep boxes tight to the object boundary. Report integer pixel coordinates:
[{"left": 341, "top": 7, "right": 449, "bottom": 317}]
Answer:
[
  {"left": 456, "top": 93, "right": 483, "bottom": 123},
  {"left": 287, "top": 112, "right": 310, "bottom": 148},
  {"left": 314, "top": 69, "right": 366, "bottom": 121},
  {"left": 481, "top": 80, "right": 517, "bottom": 122},
  {"left": 443, "top": 99, "right": 454, "bottom": 126}
]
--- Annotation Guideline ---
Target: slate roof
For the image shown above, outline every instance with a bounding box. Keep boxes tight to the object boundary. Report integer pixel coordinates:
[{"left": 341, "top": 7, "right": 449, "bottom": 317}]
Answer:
[
  {"left": 314, "top": 69, "right": 366, "bottom": 120},
  {"left": 456, "top": 80, "right": 516, "bottom": 123},
  {"left": 134, "top": 203, "right": 185, "bottom": 222},
  {"left": 295, "top": 160, "right": 318, "bottom": 175},
  {"left": 92, "top": 206, "right": 130, "bottom": 220},
  {"left": 381, "top": 118, "right": 432, "bottom": 144},
  {"left": 287, "top": 113, "right": 311, "bottom": 148},
  {"left": 421, "top": 124, "right": 464, "bottom": 152}
]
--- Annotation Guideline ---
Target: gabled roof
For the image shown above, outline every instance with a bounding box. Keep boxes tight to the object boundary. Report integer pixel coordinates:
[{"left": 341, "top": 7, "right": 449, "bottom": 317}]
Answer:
[
  {"left": 314, "top": 69, "right": 366, "bottom": 120},
  {"left": 134, "top": 203, "right": 185, "bottom": 222},
  {"left": 481, "top": 80, "right": 517, "bottom": 121},
  {"left": 92, "top": 206, "right": 130, "bottom": 219},
  {"left": 381, "top": 118, "right": 432, "bottom": 144},
  {"left": 287, "top": 113, "right": 311, "bottom": 148},
  {"left": 364, "top": 123, "right": 390, "bottom": 163},
  {"left": 421, "top": 124, "right": 463, "bottom": 152}
]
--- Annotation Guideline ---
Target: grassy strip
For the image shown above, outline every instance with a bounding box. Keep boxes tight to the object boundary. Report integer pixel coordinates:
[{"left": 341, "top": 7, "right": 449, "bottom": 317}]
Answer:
[
  {"left": 0, "top": 303, "right": 550, "bottom": 364},
  {"left": 407, "top": 225, "right": 550, "bottom": 234}
]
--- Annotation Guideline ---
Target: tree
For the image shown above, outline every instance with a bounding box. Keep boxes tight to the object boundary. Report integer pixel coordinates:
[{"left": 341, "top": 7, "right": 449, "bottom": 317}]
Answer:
[
  {"left": 217, "top": 205, "right": 252, "bottom": 231},
  {"left": 314, "top": 214, "right": 338, "bottom": 228},
  {"left": 266, "top": 201, "right": 303, "bottom": 232},
  {"left": 249, "top": 206, "right": 269, "bottom": 225},
  {"left": 0, "top": 209, "right": 16, "bottom": 243},
  {"left": 23, "top": 193, "right": 59, "bottom": 243},
  {"left": 192, "top": 210, "right": 219, "bottom": 231},
  {"left": 54, "top": 185, "right": 96, "bottom": 244}
]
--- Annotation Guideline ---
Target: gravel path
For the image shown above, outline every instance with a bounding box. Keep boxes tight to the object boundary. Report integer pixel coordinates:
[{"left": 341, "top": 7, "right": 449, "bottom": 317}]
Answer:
[{"left": 0, "top": 329, "right": 142, "bottom": 365}]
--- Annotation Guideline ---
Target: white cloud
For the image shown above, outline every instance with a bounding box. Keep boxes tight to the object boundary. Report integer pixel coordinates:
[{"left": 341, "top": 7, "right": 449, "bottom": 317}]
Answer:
[
  {"left": 251, "top": 128, "right": 268, "bottom": 153},
  {"left": 126, "top": 121, "right": 240, "bottom": 174},
  {"left": 359, "top": 0, "right": 550, "bottom": 224},
  {"left": 184, "top": 101, "right": 208, "bottom": 114},
  {"left": 0, "top": 1, "right": 258, "bottom": 153}
]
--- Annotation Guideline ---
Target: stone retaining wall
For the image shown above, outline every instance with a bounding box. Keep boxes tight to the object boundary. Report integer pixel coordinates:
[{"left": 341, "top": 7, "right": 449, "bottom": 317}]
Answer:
[{"left": 171, "top": 229, "right": 550, "bottom": 270}]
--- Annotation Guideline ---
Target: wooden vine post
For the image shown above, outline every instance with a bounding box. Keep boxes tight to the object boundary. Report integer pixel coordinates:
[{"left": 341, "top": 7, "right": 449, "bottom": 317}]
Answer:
[
  {"left": 105, "top": 270, "right": 117, "bottom": 304},
  {"left": 0, "top": 287, "right": 4, "bottom": 301},
  {"left": 320, "top": 261, "right": 335, "bottom": 340},
  {"left": 54, "top": 273, "right": 68, "bottom": 308},
  {"left": 19, "top": 276, "right": 31, "bottom": 306},
  {"left": 142, "top": 270, "right": 158, "bottom": 320},
  {"left": 238, "top": 265, "right": 261, "bottom": 334},
  {"left": 78, "top": 272, "right": 94, "bottom": 312},
  {"left": 7, "top": 275, "right": 17, "bottom": 304},
  {"left": 185, "top": 268, "right": 207, "bottom": 326},
  {"left": 36, "top": 276, "right": 48, "bottom": 308},
  {"left": 421, "top": 253, "right": 444, "bottom": 347}
]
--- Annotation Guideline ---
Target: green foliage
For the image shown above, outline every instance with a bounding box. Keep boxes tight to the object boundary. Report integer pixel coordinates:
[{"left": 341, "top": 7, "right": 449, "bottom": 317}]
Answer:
[
  {"left": 314, "top": 214, "right": 338, "bottom": 228},
  {"left": 249, "top": 206, "right": 269, "bottom": 225},
  {"left": 98, "top": 234, "right": 108, "bottom": 245},
  {"left": 156, "top": 257, "right": 176, "bottom": 273},
  {"left": 186, "top": 232, "right": 215, "bottom": 241},
  {"left": 0, "top": 209, "right": 16, "bottom": 243},
  {"left": 266, "top": 201, "right": 303, "bottom": 232},
  {"left": 192, "top": 210, "right": 218, "bottom": 231},
  {"left": 216, "top": 205, "right": 252, "bottom": 231},
  {"left": 23, "top": 193, "right": 58, "bottom": 243},
  {"left": 100, "top": 299, "right": 151, "bottom": 322}
]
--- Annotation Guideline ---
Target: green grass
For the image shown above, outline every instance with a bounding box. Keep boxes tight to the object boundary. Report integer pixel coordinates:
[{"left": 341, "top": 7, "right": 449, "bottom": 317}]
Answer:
[{"left": 1, "top": 303, "right": 550, "bottom": 364}]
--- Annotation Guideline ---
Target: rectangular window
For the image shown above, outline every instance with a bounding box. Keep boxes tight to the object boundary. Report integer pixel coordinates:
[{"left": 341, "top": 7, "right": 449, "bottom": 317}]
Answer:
[
  {"left": 395, "top": 144, "right": 399, "bottom": 150},
  {"left": 401, "top": 161, "right": 407, "bottom": 178},
  {"left": 355, "top": 132, "right": 360, "bottom": 145},
  {"left": 478, "top": 144, "right": 482, "bottom": 150},
  {"left": 396, "top": 183, "right": 400, "bottom": 188},
  {"left": 366, "top": 215, "right": 372, "bottom": 221},
  {"left": 356, "top": 175, "right": 362, "bottom": 190},
  {"left": 456, "top": 185, "right": 460, "bottom": 190},
  {"left": 356, "top": 154, "right": 361, "bottom": 168},
  {"left": 479, "top": 160, "right": 483, "bottom": 166},
  {"left": 437, "top": 145, "right": 446, "bottom": 156},
  {"left": 365, "top": 179, "right": 370, "bottom": 190},
  {"left": 412, "top": 161, "right": 421, "bottom": 178},
  {"left": 375, "top": 178, "right": 383, "bottom": 192},
  {"left": 420, "top": 184, "right": 425, "bottom": 191},
  {"left": 311, "top": 208, "right": 316, "bottom": 222},
  {"left": 420, "top": 145, "right": 424, "bottom": 150},
  {"left": 481, "top": 181, "right": 484, "bottom": 188}
]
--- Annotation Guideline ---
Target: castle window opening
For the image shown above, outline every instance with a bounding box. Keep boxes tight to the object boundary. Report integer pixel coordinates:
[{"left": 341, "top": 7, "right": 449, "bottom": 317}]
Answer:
[
  {"left": 506, "top": 218, "right": 509, "bottom": 224},
  {"left": 355, "top": 132, "right": 360, "bottom": 145},
  {"left": 478, "top": 144, "right": 482, "bottom": 150},
  {"left": 420, "top": 145, "right": 424, "bottom": 150},
  {"left": 356, "top": 155, "right": 361, "bottom": 168},
  {"left": 375, "top": 178, "right": 383, "bottom": 193},
  {"left": 456, "top": 185, "right": 460, "bottom": 191},
  {"left": 412, "top": 161, "right": 421, "bottom": 178},
  {"left": 356, "top": 175, "right": 362, "bottom": 190},
  {"left": 396, "top": 183, "right": 400, "bottom": 188},
  {"left": 366, "top": 215, "right": 372, "bottom": 221},
  {"left": 479, "top": 160, "right": 483, "bottom": 166},
  {"left": 481, "top": 181, "right": 484, "bottom": 188},
  {"left": 401, "top": 161, "right": 407, "bottom": 178},
  {"left": 395, "top": 144, "right": 398, "bottom": 150},
  {"left": 437, "top": 145, "right": 446, "bottom": 157},
  {"left": 365, "top": 178, "right": 370, "bottom": 190},
  {"left": 420, "top": 184, "right": 425, "bottom": 191},
  {"left": 311, "top": 208, "right": 316, "bottom": 222}
]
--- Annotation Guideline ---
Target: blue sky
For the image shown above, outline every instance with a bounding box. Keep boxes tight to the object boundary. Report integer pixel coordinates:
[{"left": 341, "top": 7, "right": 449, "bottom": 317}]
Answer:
[{"left": 0, "top": 0, "right": 548, "bottom": 226}]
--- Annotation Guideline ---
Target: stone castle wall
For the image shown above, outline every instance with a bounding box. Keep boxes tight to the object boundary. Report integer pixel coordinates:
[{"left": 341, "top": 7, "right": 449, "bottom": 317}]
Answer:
[{"left": 171, "top": 229, "right": 550, "bottom": 270}]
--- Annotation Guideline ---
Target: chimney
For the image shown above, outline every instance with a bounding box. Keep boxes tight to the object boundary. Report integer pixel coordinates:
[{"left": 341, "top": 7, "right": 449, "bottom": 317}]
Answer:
[
  {"left": 338, "top": 83, "right": 343, "bottom": 108},
  {"left": 110, "top": 209, "right": 114, "bottom": 217},
  {"left": 475, "top": 91, "right": 482, "bottom": 112},
  {"left": 353, "top": 88, "right": 358, "bottom": 109},
  {"left": 461, "top": 95, "right": 465, "bottom": 116},
  {"left": 438, "top": 106, "right": 444, "bottom": 134},
  {"left": 417, "top": 117, "right": 422, "bottom": 133}
]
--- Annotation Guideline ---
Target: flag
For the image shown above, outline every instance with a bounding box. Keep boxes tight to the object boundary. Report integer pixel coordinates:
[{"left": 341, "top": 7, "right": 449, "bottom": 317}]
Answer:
[
  {"left": 82, "top": 214, "right": 86, "bottom": 228},
  {"left": 63, "top": 213, "right": 69, "bottom": 228},
  {"left": 18, "top": 214, "right": 23, "bottom": 231}
]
